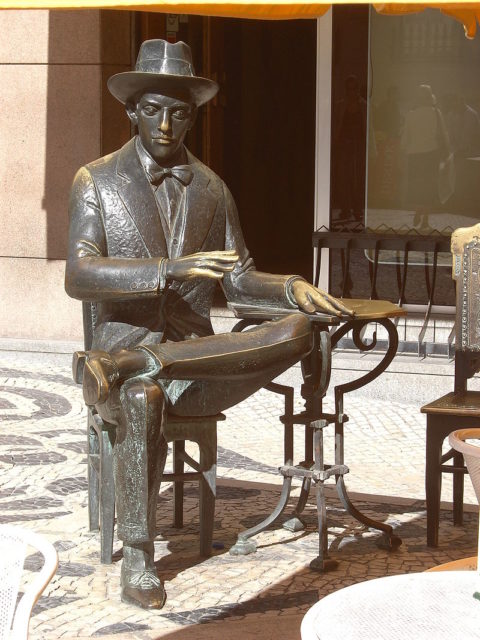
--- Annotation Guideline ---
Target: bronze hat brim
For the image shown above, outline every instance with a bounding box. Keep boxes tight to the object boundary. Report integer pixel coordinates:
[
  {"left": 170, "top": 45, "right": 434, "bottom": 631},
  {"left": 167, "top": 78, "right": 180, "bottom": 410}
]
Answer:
[{"left": 108, "top": 71, "right": 219, "bottom": 106}]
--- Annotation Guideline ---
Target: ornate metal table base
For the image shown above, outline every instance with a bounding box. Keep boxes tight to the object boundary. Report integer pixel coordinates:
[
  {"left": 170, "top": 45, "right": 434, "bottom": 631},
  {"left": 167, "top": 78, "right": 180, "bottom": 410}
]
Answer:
[{"left": 230, "top": 312, "right": 403, "bottom": 570}]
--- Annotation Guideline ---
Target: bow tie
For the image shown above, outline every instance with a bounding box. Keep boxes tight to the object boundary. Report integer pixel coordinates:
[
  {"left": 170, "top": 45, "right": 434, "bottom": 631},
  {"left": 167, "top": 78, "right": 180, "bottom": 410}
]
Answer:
[{"left": 149, "top": 165, "right": 193, "bottom": 186}]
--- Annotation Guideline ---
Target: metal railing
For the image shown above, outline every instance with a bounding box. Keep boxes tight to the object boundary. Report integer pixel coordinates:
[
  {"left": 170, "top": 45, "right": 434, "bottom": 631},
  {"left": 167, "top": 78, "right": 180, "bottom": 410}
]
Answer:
[{"left": 312, "top": 228, "right": 454, "bottom": 357}]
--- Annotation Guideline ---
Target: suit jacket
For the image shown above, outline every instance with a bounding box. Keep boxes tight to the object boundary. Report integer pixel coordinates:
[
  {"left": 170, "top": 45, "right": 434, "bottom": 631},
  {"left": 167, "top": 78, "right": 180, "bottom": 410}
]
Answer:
[{"left": 66, "top": 137, "right": 296, "bottom": 347}]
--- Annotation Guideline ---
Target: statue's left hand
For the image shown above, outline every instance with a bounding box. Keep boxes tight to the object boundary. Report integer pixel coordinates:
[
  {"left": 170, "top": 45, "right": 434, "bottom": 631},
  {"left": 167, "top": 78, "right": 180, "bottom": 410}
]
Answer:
[{"left": 291, "top": 280, "right": 354, "bottom": 317}]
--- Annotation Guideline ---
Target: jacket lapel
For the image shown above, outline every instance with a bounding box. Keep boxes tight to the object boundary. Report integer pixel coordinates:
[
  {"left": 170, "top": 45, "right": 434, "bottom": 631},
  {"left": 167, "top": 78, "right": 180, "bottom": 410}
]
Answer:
[
  {"left": 174, "top": 151, "right": 219, "bottom": 258},
  {"left": 117, "top": 139, "right": 168, "bottom": 258}
]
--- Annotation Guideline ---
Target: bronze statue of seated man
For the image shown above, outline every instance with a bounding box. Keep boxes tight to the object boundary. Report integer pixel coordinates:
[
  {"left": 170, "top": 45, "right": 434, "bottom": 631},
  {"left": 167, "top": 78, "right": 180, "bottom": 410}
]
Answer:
[{"left": 65, "top": 39, "right": 352, "bottom": 610}]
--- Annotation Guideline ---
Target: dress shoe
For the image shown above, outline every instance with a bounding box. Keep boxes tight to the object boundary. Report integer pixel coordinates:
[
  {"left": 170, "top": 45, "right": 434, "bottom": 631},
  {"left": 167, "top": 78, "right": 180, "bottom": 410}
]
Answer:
[
  {"left": 120, "top": 567, "right": 166, "bottom": 609},
  {"left": 82, "top": 350, "right": 119, "bottom": 405}
]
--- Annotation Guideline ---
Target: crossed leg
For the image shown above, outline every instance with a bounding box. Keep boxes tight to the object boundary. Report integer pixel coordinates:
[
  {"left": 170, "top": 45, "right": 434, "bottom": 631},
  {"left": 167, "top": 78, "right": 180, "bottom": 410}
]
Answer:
[{"left": 83, "top": 314, "right": 313, "bottom": 609}]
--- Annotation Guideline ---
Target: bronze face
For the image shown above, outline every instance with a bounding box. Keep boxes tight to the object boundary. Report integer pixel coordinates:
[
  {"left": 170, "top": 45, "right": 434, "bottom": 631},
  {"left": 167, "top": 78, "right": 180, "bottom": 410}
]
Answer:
[{"left": 127, "top": 93, "right": 195, "bottom": 165}]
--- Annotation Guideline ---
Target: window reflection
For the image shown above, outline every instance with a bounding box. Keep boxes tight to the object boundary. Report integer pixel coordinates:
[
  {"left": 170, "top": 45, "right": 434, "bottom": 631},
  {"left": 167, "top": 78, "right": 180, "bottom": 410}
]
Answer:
[
  {"left": 329, "top": 7, "right": 480, "bottom": 306},
  {"left": 368, "top": 9, "right": 480, "bottom": 236}
]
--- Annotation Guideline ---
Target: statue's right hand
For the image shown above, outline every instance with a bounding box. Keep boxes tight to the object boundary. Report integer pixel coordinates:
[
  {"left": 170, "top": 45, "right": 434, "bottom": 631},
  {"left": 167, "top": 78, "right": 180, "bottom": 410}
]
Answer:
[{"left": 165, "top": 250, "right": 239, "bottom": 282}]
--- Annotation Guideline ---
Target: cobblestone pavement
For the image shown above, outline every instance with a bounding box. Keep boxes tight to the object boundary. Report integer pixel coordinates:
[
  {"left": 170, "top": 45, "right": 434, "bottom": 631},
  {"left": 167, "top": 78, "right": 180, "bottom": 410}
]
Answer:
[{"left": 0, "top": 353, "right": 478, "bottom": 639}]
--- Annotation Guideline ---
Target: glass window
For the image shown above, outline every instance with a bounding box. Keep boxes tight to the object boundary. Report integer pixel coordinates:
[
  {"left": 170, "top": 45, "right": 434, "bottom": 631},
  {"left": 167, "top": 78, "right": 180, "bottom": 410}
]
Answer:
[
  {"left": 368, "top": 8, "right": 480, "bottom": 237},
  {"left": 330, "top": 8, "right": 480, "bottom": 306}
]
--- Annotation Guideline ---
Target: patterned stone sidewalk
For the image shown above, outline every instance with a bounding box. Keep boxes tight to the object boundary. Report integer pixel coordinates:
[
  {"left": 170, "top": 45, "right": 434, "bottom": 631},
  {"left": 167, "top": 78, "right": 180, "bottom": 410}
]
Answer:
[{"left": 0, "top": 354, "right": 478, "bottom": 639}]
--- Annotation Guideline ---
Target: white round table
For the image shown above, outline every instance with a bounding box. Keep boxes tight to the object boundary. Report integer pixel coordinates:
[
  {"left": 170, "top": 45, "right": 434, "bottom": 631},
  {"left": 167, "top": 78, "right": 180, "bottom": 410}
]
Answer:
[{"left": 301, "top": 571, "right": 480, "bottom": 639}]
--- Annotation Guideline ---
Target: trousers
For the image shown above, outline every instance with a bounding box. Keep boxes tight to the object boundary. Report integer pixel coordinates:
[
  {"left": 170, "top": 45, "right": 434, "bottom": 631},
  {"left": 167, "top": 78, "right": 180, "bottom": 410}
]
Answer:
[{"left": 93, "top": 314, "right": 313, "bottom": 543}]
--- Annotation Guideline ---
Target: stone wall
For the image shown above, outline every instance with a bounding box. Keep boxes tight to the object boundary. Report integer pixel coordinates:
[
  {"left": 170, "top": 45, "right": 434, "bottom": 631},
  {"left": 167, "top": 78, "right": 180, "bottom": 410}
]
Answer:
[{"left": 0, "top": 9, "right": 132, "bottom": 344}]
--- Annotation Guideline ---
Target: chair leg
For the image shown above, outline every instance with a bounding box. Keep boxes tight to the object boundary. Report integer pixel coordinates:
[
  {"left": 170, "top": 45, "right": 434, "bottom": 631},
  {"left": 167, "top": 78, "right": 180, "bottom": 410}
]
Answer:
[
  {"left": 425, "top": 417, "right": 444, "bottom": 547},
  {"left": 88, "top": 424, "right": 100, "bottom": 532},
  {"left": 173, "top": 440, "right": 185, "bottom": 529},
  {"left": 453, "top": 451, "right": 464, "bottom": 526},
  {"left": 199, "top": 423, "right": 217, "bottom": 557},
  {"left": 100, "top": 429, "right": 115, "bottom": 564}
]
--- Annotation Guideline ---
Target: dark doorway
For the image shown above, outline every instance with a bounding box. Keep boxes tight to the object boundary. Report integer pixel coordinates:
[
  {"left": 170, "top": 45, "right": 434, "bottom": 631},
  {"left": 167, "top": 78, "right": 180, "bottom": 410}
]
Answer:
[
  {"left": 221, "top": 19, "right": 317, "bottom": 279},
  {"left": 136, "top": 14, "right": 317, "bottom": 279}
]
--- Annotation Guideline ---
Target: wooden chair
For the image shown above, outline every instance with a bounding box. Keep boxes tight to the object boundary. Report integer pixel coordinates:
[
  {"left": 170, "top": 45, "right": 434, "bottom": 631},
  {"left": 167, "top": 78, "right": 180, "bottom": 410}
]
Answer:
[
  {"left": 421, "top": 226, "right": 480, "bottom": 547},
  {"left": 86, "top": 405, "right": 222, "bottom": 564},
  {"left": 77, "top": 302, "right": 223, "bottom": 564}
]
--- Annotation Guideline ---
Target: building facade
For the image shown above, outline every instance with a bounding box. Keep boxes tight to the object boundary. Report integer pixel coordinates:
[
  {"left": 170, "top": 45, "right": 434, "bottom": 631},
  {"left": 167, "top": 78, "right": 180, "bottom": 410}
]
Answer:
[{"left": 1, "top": 7, "right": 479, "bottom": 356}]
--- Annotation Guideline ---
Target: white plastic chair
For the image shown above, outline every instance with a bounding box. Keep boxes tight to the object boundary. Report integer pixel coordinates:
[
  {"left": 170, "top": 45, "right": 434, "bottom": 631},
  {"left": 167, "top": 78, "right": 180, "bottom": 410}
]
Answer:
[
  {"left": 449, "top": 428, "right": 480, "bottom": 503},
  {"left": 449, "top": 429, "right": 480, "bottom": 592},
  {"left": 0, "top": 525, "right": 58, "bottom": 640}
]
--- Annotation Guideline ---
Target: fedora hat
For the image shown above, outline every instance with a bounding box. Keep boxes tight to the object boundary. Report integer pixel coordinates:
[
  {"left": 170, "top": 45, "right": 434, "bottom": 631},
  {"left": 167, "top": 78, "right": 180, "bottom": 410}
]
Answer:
[{"left": 108, "top": 39, "right": 219, "bottom": 107}]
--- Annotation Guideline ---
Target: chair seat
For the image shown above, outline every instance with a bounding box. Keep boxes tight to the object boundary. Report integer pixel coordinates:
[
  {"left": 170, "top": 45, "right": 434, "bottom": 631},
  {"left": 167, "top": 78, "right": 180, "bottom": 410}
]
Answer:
[
  {"left": 87, "top": 407, "right": 221, "bottom": 562},
  {"left": 421, "top": 391, "right": 480, "bottom": 416}
]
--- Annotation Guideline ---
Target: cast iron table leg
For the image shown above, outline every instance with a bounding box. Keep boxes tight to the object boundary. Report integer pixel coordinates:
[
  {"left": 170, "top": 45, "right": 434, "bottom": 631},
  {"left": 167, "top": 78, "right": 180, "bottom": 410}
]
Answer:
[
  {"left": 328, "top": 318, "right": 403, "bottom": 550},
  {"left": 309, "top": 420, "right": 341, "bottom": 572},
  {"left": 284, "top": 328, "right": 329, "bottom": 533},
  {"left": 230, "top": 323, "right": 331, "bottom": 555},
  {"left": 230, "top": 314, "right": 403, "bottom": 562},
  {"left": 229, "top": 477, "right": 293, "bottom": 555}
]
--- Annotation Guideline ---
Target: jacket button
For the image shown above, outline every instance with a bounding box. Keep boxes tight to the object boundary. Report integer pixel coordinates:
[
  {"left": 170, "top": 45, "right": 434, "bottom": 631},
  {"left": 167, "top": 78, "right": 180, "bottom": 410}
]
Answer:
[{"left": 172, "top": 238, "right": 178, "bottom": 246}]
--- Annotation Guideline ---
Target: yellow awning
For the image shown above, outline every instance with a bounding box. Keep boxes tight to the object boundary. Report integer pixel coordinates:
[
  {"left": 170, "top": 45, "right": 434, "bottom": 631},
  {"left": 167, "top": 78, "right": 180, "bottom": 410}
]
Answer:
[
  {"left": 375, "top": 3, "right": 480, "bottom": 37},
  {"left": 1, "top": 1, "right": 480, "bottom": 37}
]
